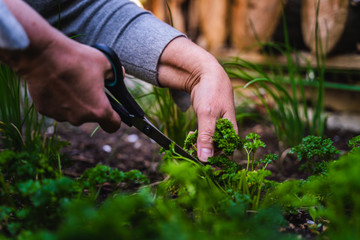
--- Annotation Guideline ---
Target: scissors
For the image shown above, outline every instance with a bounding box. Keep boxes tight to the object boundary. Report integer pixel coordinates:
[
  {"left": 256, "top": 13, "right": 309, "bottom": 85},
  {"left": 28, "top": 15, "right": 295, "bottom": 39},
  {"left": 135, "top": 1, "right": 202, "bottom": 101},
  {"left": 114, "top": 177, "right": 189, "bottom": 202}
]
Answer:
[{"left": 92, "top": 44, "right": 200, "bottom": 163}]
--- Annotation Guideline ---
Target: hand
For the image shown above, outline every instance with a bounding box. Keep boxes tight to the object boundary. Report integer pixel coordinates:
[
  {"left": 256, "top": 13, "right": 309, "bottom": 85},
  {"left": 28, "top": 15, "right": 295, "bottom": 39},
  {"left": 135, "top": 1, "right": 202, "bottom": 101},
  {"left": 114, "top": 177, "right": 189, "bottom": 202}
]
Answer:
[
  {"left": 189, "top": 62, "right": 237, "bottom": 161},
  {"left": 23, "top": 41, "right": 122, "bottom": 133},
  {"left": 0, "top": 0, "right": 121, "bottom": 133},
  {"left": 158, "top": 37, "right": 237, "bottom": 162}
]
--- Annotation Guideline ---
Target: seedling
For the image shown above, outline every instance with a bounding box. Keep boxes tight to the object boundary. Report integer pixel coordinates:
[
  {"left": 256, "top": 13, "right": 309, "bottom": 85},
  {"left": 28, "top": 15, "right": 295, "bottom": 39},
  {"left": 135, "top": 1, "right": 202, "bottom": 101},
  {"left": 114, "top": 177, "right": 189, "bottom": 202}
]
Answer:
[{"left": 243, "top": 132, "right": 266, "bottom": 171}]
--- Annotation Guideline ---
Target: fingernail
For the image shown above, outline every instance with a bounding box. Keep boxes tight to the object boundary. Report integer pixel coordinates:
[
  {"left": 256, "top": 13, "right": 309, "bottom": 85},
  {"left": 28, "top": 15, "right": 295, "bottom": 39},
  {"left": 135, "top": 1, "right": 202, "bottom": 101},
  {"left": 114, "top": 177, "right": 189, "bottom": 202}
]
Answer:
[{"left": 199, "top": 148, "right": 213, "bottom": 162}]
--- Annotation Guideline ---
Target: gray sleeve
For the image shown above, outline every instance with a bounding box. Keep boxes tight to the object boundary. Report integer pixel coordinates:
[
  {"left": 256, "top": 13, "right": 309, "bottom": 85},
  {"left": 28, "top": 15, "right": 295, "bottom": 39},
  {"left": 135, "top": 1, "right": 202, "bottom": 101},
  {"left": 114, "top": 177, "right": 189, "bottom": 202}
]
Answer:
[
  {"left": 0, "top": 0, "right": 29, "bottom": 50},
  {"left": 27, "top": 0, "right": 184, "bottom": 86},
  {"left": 27, "top": 0, "right": 191, "bottom": 110}
]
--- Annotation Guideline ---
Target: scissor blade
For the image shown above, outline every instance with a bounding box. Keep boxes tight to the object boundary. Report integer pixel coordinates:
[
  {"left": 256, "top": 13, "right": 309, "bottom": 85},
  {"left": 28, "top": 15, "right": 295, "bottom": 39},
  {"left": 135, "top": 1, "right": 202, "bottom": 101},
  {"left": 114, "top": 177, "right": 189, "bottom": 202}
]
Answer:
[{"left": 131, "top": 117, "right": 201, "bottom": 163}]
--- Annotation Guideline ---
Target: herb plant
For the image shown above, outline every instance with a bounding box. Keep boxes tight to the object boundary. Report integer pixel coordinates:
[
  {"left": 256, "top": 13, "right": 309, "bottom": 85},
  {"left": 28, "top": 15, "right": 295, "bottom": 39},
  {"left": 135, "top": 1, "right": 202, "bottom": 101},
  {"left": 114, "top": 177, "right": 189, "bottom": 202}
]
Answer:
[
  {"left": 173, "top": 118, "right": 273, "bottom": 210},
  {"left": 290, "top": 135, "right": 340, "bottom": 174},
  {"left": 78, "top": 164, "right": 149, "bottom": 199},
  {"left": 212, "top": 118, "right": 241, "bottom": 155}
]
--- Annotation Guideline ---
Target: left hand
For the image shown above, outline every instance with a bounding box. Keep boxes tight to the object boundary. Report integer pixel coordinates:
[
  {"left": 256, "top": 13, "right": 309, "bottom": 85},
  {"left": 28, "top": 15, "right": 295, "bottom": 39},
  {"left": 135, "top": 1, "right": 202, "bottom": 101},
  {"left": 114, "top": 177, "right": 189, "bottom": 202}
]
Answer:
[{"left": 157, "top": 37, "right": 237, "bottom": 162}]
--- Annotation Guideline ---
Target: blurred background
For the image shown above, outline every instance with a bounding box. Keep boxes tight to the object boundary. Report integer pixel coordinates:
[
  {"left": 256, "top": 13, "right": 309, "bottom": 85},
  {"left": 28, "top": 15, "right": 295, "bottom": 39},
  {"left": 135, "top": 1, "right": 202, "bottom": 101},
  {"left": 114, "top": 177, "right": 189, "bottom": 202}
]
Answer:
[{"left": 142, "top": 0, "right": 360, "bottom": 118}]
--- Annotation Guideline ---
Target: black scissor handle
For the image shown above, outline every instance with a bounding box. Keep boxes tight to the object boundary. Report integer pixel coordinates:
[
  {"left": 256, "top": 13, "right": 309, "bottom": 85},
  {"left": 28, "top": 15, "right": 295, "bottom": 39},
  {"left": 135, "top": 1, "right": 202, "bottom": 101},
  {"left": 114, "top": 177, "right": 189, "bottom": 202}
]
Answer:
[{"left": 92, "top": 44, "right": 144, "bottom": 118}]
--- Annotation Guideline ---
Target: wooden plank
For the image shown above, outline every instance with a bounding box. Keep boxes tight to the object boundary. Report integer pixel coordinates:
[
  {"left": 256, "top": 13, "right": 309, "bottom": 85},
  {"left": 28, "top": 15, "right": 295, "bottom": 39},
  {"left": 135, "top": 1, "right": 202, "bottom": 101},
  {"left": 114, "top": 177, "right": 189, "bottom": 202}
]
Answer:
[
  {"left": 198, "top": 0, "right": 228, "bottom": 52},
  {"left": 220, "top": 51, "right": 360, "bottom": 71},
  {"left": 231, "top": 0, "right": 284, "bottom": 51},
  {"left": 231, "top": 76, "right": 360, "bottom": 113},
  {"left": 301, "top": 0, "right": 360, "bottom": 55}
]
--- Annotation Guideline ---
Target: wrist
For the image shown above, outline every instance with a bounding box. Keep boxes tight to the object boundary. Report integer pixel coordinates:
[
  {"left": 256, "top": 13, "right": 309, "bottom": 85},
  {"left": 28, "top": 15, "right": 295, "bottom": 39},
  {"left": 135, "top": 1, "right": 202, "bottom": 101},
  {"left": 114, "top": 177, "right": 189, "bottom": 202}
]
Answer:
[{"left": 157, "top": 37, "right": 223, "bottom": 94}]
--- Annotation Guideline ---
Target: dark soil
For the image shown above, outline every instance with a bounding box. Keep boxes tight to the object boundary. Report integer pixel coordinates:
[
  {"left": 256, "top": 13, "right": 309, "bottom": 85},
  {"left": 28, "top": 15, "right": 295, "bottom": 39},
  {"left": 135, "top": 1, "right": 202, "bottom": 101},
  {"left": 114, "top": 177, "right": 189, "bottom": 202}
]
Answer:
[{"left": 57, "top": 122, "right": 163, "bottom": 182}]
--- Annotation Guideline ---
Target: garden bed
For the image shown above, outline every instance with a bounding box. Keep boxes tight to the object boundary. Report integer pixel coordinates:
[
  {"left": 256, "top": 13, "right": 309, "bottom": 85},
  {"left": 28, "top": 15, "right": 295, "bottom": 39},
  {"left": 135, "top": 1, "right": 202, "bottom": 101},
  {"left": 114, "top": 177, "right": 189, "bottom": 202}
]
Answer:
[
  {"left": 57, "top": 115, "right": 357, "bottom": 182},
  {"left": 53, "top": 115, "right": 359, "bottom": 240}
]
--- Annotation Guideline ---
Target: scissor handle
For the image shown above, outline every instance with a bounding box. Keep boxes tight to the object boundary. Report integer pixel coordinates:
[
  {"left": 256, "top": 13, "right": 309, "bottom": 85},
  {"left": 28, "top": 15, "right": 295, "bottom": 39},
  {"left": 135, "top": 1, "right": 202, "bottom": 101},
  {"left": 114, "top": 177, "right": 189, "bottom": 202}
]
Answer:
[{"left": 92, "top": 44, "right": 144, "bottom": 118}]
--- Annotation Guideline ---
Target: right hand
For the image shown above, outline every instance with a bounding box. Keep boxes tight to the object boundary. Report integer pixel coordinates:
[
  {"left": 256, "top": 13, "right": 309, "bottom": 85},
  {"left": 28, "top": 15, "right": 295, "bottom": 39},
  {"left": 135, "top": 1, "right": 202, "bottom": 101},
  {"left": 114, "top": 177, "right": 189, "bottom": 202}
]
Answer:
[
  {"left": 1, "top": 0, "right": 121, "bottom": 133},
  {"left": 22, "top": 40, "right": 122, "bottom": 133}
]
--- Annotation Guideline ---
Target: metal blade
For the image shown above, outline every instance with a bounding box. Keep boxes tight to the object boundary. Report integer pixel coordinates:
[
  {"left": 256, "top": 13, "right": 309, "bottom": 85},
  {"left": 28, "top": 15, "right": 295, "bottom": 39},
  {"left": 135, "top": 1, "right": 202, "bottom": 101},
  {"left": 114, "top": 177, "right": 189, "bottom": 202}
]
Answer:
[{"left": 131, "top": 116, "right": 201, "bottom": 163}]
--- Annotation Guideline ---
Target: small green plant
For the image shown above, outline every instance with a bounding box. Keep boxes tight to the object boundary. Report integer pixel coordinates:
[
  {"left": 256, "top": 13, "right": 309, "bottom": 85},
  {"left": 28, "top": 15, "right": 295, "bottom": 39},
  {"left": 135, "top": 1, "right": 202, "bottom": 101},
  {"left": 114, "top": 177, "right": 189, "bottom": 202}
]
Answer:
[
  {"left": 243, "top": 132, "right": 267, "bottom": 171},
  {"left": 173, "top": 118, "right": 274, "bottom": 210},
  {"left": 78, "top": 164, "right": 149, "bottom": 199},
  {"left": 348, "top": 135, "right": 360, "bottom": 152},
  {"left": 290, "top": 135, "right": 340, "bottom": 174}
]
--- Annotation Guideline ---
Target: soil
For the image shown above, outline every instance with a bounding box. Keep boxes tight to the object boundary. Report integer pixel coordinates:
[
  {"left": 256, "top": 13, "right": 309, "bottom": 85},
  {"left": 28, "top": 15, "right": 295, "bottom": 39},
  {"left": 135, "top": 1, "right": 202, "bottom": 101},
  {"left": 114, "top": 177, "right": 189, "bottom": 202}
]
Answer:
[
  {"left": 56, "top": 118, "right": 359, "bottom": 239},
  {"left": 57, "top": 122, "right": 163, "bottom": 182}
]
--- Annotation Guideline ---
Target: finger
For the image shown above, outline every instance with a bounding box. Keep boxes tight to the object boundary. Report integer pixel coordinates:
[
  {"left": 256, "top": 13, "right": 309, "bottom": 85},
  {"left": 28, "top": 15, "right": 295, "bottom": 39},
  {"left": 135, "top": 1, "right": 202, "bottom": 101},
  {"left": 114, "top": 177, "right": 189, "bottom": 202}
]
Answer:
[{"left": 196, "top": 108, "right": 216, "bottom": 162}]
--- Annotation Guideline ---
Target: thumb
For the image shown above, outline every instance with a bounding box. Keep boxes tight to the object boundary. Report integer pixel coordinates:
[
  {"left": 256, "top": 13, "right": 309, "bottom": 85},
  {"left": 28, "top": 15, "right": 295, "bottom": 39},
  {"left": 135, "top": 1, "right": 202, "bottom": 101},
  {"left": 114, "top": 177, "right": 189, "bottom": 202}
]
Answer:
[{"left": 196, "top": 113, "right": 216, "bottom": 162}]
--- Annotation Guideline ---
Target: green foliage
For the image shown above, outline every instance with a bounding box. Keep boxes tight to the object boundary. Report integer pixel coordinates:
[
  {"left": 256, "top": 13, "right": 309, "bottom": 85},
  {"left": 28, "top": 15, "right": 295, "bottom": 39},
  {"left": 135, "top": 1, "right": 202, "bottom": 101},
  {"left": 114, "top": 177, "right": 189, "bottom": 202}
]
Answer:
[
  {"left": 310, "top": 148, "right": 360, "bottom": 239},
  {"left": 183, "top": 130, "right": 198, "bottom": 156},
  {"left": 208, "top": 154, "right": 237, "bottom": 172},
  {"left": 77, "top": 164, "right": 149, "bottom": 199},
  {"left": 159, "top": 160, "right": 224, "bottom": 212},
  {"left": 2, "top": 110, "right": 360, "bottom": 239},
  {"left": 290, "top": 135, "right": 340, "bottom": 174},
  {"left": 169, "top": 118, "right": 274, "bottom": 210},
  {"left": 0, "top": 146, "right": 149, "bottom": 238},
  {"left": 22, "top": 187, "right": 293, "bottom": 240},
  {"left": 348, "top": 135, "right": 360, "bottom": 152},
  {"left": 258, "top": 153, "right": 278, "bottom": 169},
  {"left": 212, "top": 119, "right": 241, "bottom": 156},
  {"left": 264, "top": 148, "right": 360, "bottom": 239},
  {"left": 243, "top": 132, "right": 266, "bottom": 171},
  {"left": 79, "top": 164, "right": 149, "bottom": 189},
  {"left": 0, "top": 64, "right": 51, "bottom": 152},
  {"left": 0, "top": 146, "right": 72, "bottom": 236}
]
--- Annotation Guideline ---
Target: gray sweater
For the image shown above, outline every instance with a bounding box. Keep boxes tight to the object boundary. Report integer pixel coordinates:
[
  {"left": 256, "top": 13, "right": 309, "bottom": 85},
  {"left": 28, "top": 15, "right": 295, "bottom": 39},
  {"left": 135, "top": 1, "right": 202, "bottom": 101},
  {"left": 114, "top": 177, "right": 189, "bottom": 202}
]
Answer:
[{"left": 0, "top": 0, "right": 190, "bottom": 110}]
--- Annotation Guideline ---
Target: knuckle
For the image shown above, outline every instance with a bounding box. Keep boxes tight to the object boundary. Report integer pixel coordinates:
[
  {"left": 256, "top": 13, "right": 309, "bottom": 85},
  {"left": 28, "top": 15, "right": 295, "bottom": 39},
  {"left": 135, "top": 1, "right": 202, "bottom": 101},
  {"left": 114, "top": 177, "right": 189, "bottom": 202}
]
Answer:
[
  {"left": 197, "top": 105, "right": 214, "bottom": 118},
  {"left": 198, "top": 130, "right": 214, "bottom": 143}
]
